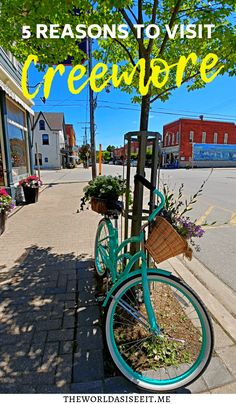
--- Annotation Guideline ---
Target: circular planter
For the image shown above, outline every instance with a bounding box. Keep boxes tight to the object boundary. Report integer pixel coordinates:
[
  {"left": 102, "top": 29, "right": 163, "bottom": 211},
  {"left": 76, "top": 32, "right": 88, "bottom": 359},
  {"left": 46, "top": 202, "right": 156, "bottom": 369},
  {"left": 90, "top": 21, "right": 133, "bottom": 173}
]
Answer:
[
  {"left": 0, "top": 211, "right": 6, "bottom": 235},
  {"left": 23, "top": 187, "right": 39, "bottom": 204}
]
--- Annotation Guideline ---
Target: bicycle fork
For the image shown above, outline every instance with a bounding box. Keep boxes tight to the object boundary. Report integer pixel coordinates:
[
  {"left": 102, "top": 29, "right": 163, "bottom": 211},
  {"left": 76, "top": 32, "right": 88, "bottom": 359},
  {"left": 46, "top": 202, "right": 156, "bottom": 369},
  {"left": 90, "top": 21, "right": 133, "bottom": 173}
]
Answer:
[{"left": 141, "top": 263, "right": 161, "bottom": 335}]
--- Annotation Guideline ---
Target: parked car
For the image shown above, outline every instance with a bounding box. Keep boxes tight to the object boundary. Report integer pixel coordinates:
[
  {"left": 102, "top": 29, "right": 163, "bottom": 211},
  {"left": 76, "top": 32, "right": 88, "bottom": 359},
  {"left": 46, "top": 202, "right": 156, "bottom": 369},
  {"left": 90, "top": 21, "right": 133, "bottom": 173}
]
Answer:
[
  {"left": 130, "top": 160, "right": 138, "bottom": 167},
  {"left": 114, "top": 160, "right": 123, "bottom": 165}
]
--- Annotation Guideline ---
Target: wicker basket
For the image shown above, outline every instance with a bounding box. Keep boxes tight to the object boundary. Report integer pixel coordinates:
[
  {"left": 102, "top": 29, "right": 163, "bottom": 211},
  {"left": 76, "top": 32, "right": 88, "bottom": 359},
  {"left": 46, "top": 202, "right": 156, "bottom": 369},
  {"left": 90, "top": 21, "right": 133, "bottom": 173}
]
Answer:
[
  {"left": 90, "top": 197, "right": 123, "bottom": 215},
  {"left": 145, "top": 216, "right": 191, "bottom": 263}
]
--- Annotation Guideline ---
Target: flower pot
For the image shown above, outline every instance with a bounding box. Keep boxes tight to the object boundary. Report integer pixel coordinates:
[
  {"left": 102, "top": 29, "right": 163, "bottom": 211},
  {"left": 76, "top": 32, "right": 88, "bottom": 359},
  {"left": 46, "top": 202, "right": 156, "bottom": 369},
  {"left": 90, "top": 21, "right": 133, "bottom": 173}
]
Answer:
[
  {"left": 23, "top": 187, "right": 39, "bottom": 204},
  {"left": 91, "top": 197, "right": 123, "bottom": 215},
  {"left": 0, "top": 211, "right": 6, "bottom": 235}
]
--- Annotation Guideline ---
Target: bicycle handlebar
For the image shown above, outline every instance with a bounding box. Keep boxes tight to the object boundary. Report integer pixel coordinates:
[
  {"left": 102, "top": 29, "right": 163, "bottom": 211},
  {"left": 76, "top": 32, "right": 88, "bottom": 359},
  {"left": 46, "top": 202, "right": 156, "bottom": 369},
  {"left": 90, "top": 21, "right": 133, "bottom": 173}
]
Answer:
[
  {"left": 134, "top": 174, "right": 165, "bottom": 222},
  {"left": 134, "top": 174, "right": 155, "bottom": 192}
]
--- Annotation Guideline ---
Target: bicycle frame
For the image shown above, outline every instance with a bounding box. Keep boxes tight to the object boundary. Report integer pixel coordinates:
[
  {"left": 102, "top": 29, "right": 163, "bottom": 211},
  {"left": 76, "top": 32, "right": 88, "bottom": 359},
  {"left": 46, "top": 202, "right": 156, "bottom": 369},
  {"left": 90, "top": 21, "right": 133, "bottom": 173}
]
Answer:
[{"left": 98, "top": 187, "right": 171, "bottom": 333}]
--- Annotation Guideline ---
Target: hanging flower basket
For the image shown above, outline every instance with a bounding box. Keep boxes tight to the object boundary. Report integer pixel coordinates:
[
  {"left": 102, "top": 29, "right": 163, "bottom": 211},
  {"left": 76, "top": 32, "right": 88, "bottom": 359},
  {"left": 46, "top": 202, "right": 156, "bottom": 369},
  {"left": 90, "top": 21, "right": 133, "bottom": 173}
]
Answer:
[
  {"left": 91, "top": 197, "right": 123, "bottom": 215},
  {"left": 145, "top": 216, "right": 192, "bottom": 264}
]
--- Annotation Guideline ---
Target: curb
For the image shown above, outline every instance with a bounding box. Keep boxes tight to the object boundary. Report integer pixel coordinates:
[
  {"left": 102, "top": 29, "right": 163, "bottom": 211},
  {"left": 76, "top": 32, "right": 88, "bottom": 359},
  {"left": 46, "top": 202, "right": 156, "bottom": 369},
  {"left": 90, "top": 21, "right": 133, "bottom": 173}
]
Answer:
[{"left": 169, "top": 256, "right": 236, "bottom": 342}]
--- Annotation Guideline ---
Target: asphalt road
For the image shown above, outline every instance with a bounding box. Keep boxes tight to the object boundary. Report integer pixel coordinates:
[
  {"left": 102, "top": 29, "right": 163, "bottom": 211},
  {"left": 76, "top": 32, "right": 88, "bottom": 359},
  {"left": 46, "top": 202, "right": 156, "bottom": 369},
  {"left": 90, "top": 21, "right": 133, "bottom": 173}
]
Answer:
[{"left": 40, "top": 165, "right": 236, "bottom": 293}]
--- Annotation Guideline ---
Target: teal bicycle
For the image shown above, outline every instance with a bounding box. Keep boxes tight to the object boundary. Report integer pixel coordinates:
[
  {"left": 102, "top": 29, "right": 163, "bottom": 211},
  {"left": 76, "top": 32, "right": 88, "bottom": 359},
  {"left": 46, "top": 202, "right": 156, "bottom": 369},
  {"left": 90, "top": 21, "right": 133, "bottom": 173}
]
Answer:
[{"left": 95, "top": 174, "right": 214, "bottom": 392}]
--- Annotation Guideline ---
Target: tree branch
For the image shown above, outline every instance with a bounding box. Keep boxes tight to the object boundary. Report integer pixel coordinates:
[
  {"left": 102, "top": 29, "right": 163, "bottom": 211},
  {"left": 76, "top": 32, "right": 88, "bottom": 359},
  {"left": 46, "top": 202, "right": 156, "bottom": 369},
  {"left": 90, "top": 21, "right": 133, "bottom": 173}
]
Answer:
[
  {"left": 158, "top": 0, "right": 183, "bottom": 56},
  {"left": 112, "top": 37, "right": 137, "bottom": 67},
  {"left": 127, "top": 5, "right": 138, "bottom": 24},
  {"left": 138, "top": 0, "right": 143, "bottom": 24},
  {"left": 119, "top": 7, "right": 146, "bottom": 57},
  {"left": 150, "top": 71, "right": 200, "bottom": 104},
  {"left": 147, "top": 0, "right": 159, "bottom": 55}
]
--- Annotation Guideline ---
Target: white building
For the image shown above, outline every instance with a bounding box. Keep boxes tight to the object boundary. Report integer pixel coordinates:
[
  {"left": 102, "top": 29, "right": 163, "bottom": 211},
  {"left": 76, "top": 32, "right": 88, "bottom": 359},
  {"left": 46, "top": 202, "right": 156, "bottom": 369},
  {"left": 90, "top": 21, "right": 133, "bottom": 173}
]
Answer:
[{"left": 32, "top": 112, "right": 67, "bottom": 169}]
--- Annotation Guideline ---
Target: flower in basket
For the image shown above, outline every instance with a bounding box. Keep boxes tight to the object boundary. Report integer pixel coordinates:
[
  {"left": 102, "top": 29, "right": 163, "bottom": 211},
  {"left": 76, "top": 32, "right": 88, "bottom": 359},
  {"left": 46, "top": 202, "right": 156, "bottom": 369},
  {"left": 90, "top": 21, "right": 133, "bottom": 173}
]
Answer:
[
  {"left": 81, "top": 175, "right": 131, "bottom": 214},
  {"left": 159, "top": 173, "right": 212, "bottom": 258},
  {"left": 84, "top": 175, "right": 127, "bottom": 201},
  {"left": 0, "top": 187, "right": 15, "bottom": 213},
  {"left": 19, "top": 175, "right": 42, "bottom": 188}
]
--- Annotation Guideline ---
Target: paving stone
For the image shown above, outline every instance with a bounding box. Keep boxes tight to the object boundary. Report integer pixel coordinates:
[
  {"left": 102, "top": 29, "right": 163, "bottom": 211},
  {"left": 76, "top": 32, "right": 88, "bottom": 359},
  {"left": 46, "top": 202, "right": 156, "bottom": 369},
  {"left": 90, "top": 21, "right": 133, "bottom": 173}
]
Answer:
[
  {"left": 77, "top": 267, "right": 95, "bottom": 280},
  {"left": 55, "top": 354, "right": 73, "bottom": 386},
  {"left": 104, "top": 376, "right": 139, "bottom": 393},
  {"left": 73, "top": 349, "right": 104, "bottom": 382},
  {"left": 0, "top": 330, "right": 34, "bottom": 345},
  {"left": 187, "top": 376, "right": 208, "bottom": 393},
  {"left": 54, "top": 293, "right": 76, "bottom": 302},
  {"left": 78, "top": 277, "right": 95, "bottom": 291},
  {"left": 36, "top": 318, "right": 62, "bottom": 331},
  {"left": 59, "top": 341, "right": 74, "bottom": 355},
  {"left": 43, "top": 342, "right": 60, "bottom": 359},
  {"left": 45, "top": 287, "right": 67, "bottom": 294},
  {"left": 65, "top": 300, "right": 77, "bottom": 309},
  {"left": 32, "top": 330, "right": 47, "bottom": 345},
  {"left": 70, "top": 381, "right": 104, "bottom": 393},
  {"left": 77, "top": 306, "right": 100, "bottom": 326},
  {"left": 76, "top": 326, "right": 103, "bottom": 350},
  {"left": 203, "top": 356, "right": 234, "bottom": 389},
  {"left": 209, "top": 381, "right": 236, "bottom": 393},
  {"left": 217, "top": 345, "right": 236, "bottom": 375},
  {"left": 67, "top": 280, "right": 76, "bottom": 293},
  {"left": 18, "top": 371, "right": 55, "bottom": 385},
  {"left": 213, "top": 321, "right": 234, "bottom": 350},
  {"left": 78, "top": 290, "right": 97, "bottom": 306},
  {"left": 62, "top": 313, "right": 75, "bottom": 329},
  {"left": 36, "top": 384, "right": 71, "bottom": 393},
  {"left": 48, "top": 329, "right": 74, "bottom": 342}
]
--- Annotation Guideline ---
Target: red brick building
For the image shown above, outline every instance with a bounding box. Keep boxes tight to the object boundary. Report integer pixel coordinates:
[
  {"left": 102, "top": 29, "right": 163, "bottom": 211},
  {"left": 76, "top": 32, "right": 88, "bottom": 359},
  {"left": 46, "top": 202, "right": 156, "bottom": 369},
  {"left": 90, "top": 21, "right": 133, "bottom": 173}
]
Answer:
[
  {"left": 162, "top": 119, "right": 236, "bottom": 168},
  {"left": 65, "top": 124, "right": 79, "bottom": 163}
]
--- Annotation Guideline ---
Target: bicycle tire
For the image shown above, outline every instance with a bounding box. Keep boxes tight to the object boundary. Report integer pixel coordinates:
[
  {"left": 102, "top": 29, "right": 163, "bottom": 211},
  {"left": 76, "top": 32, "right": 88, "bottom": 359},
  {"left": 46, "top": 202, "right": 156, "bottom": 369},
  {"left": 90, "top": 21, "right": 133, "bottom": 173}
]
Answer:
[
  {"left": 95, "top": 218, "right": 113, "bottom": 276},
  {"left": 105, "top": 273, "right": 214, "bottom": 392}
]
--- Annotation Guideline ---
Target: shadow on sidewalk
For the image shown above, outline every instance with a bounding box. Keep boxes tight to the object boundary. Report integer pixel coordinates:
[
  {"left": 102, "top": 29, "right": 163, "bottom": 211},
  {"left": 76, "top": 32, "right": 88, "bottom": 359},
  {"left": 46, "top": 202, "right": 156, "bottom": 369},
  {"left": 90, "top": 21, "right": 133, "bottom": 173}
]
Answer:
[{"left": 0, "top": 245, "right": 94, "bottom": 393}]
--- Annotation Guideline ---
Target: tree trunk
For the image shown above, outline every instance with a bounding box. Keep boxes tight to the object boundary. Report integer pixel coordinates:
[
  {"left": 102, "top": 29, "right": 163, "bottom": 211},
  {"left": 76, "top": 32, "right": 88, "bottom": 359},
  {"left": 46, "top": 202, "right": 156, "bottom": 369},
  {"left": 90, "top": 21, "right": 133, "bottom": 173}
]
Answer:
[{"left": 131, "top": 93, "right": 150, "bottom": 253}]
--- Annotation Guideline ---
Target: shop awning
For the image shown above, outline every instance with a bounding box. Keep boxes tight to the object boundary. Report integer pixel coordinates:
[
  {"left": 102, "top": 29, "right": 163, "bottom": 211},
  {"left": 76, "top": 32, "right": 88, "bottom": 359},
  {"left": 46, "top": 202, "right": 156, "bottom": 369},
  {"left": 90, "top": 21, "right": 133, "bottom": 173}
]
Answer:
[{"left": 0, "top": 79, "right": 34, "bottom": 115}]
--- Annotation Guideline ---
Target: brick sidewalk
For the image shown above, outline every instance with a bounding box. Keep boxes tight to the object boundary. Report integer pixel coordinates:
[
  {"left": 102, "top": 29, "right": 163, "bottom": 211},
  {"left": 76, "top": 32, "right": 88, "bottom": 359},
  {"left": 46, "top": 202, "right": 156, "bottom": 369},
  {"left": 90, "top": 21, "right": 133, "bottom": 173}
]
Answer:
[{"left": 0, "top": 171, "right": 235, "bottom": 393}]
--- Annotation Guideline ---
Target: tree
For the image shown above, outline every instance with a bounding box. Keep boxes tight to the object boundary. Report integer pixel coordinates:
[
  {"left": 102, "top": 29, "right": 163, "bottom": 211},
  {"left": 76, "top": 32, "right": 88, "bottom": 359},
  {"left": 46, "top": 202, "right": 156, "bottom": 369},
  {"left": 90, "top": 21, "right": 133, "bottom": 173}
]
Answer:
[
  {"left": 79, "top": 144, "right": 90, "bottom": 161},
  {"left": 106, "top": 145, "right": 115, "bottom": 152},
  {"left": 1, "top": 0, "right": 235, "bottom": 236}
]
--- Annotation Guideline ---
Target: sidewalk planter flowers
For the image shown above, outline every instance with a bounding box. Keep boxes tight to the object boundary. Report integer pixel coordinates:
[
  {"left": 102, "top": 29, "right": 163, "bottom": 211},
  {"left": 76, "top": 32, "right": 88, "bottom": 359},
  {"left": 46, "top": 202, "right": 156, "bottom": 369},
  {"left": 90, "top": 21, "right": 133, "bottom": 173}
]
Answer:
[
  {"left": 19, "top": 175, "right": 42, "bottom": 204},
  {"left": 146, "top": 178, "right": 208, "bottom": 263},
  {"left": 83, "top": 175, "right": 127, "bottom": 215},
  {"left": 0, "top": 188, "right": 15, "bottom": 235}
]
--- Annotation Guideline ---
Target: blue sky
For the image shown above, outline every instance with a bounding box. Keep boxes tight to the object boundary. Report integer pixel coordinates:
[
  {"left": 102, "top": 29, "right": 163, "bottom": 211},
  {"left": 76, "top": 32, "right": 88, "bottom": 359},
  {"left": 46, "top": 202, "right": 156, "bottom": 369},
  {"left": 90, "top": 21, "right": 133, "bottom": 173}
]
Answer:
[{"left": 29, "top": 63, "right": 236, "bottom": 149}]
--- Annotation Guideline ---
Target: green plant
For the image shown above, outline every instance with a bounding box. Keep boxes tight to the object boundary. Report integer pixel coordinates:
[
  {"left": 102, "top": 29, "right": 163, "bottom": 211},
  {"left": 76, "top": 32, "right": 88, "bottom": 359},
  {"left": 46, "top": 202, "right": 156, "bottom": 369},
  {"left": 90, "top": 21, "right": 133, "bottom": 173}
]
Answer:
[
  {"left": 160, "top": 171, "right": 212, "bottom": 252},
  {"left": 0, "top": 187, "right": 15, "bottom": 213},
  {"left": 84, "top": 175, "right": 127, "bottom": 201},
  {"left": 19, "top": 175, "right": 42, "bottom": 188}
]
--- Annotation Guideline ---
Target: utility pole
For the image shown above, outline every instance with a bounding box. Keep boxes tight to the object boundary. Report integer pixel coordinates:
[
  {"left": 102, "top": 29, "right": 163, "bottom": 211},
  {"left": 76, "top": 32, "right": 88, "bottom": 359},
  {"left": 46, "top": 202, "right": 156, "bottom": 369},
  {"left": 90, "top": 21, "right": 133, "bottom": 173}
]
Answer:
[{"left": 88, "top": 38, "right": 97, "bottom": 179}]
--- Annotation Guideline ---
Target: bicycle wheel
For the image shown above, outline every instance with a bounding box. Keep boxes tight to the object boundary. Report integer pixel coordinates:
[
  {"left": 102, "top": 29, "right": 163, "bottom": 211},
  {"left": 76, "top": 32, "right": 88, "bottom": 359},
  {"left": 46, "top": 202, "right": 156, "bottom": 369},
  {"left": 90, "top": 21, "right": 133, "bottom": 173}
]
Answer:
[
  {"left": 95, "top": 218, "right": 114, "bottom": 276},
  {"left": 105, "top": 273, "right": 213, "bottom": 392}
]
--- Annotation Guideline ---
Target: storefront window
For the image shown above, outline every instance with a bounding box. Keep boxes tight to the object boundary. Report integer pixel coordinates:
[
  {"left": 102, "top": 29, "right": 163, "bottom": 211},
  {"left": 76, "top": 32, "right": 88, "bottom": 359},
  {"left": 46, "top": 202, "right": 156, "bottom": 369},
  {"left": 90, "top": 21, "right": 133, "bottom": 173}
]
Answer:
[
  {"left": 6, "top": 98, "right": 29, "bottom": 183},
  {"left": 0, "top": 140, "right": 4, "bottom": 185}
]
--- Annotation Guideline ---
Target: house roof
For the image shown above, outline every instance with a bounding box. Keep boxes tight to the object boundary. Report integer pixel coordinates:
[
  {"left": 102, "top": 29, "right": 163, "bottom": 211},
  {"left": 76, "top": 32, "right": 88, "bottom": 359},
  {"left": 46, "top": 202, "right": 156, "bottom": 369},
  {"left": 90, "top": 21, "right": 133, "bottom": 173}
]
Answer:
[{"left": 33, "top": 112, "right": 65, "bottom": 131}]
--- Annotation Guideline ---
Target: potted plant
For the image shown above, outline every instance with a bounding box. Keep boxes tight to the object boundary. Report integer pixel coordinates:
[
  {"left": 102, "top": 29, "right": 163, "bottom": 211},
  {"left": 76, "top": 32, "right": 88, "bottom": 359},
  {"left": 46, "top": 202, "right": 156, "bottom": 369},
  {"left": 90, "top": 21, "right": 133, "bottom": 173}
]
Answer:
[
  {"left": 19, "top": 175, "right": 42, "bottom": 204},
  {"left": 145, "top": 177, "right": 209, "bottom": 263},
  {"left": 0, "top": 187, "right": 15, "bottom": 235},
  {"left": 83, "top": 175, "right": 127, "bottom": 214}
]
